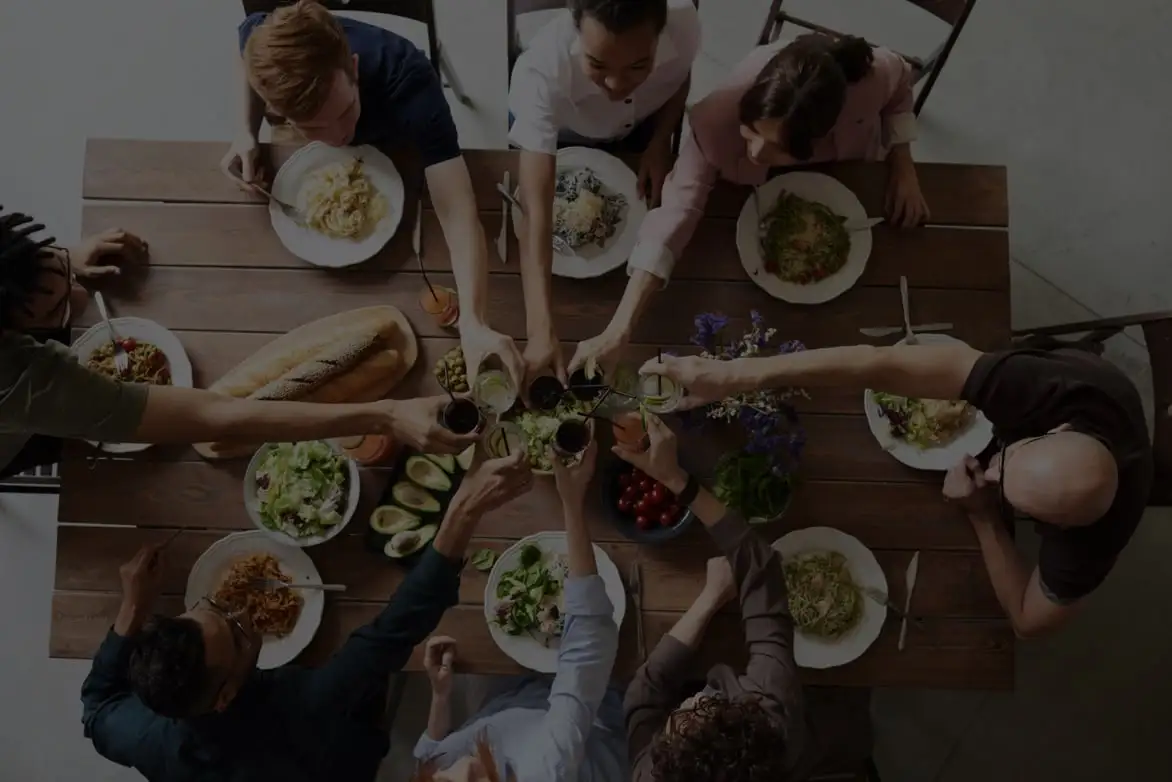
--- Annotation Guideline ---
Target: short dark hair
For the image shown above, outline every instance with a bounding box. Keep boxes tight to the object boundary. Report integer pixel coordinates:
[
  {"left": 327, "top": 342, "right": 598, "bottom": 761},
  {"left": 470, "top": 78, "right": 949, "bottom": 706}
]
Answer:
[
  {"left": 0, "top": 207, "right": 58, "bottom": 329},
  {"left": 570, "top": 0, "right": 669, "bottom": 34},
  {"left": 649, "top": 695, "right": 790, "bottom": 782},
  {"left": 739, "top": 34, "right": 875, "bottom": 161},
  {"left": 128, "top": 616, "right": 212, "bottom": 719}
]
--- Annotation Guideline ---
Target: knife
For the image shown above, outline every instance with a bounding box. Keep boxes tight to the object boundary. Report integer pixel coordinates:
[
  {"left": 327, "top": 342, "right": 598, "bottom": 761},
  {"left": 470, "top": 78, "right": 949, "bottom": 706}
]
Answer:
[
  {"left": 898, "top": 551, "right": 920, "bottom": 651},
  {"left": 845, "top": 216, "right": 885, "bottom": 232},
  {"left": 412, "top": 202, "right": 422, "bottom": 261},
  {"left": 859, "top": 322, "right": 953, "bottom": 338},
  {"left": 630, "top": 561, "right": 645, "bottom": 662},
  {"left": 496, "top": 171, "right": 511, "bottom": 264}
]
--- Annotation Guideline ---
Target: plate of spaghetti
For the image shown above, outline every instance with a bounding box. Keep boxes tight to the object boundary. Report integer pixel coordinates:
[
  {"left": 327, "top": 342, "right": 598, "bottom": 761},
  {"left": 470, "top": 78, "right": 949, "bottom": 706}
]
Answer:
[
  {"left": 185, "top": 530, "right": 324, "bottom": 669},
  {"left": 71, "top": 316, "right": 193, "bottom": 454},
  {"left": 271, "top": 141, "right": 404, "bottom": 268},
  {"left": 772, "top": 526, "right": 886, "bottom": 669}
]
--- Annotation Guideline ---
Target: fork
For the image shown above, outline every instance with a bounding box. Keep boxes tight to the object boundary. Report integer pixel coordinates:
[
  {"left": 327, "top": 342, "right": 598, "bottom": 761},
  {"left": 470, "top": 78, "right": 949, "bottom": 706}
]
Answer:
[
  {"left": 899, "top": 276, "right": 917, "bottom": 345},
  {"left": 248, "top": 578, "right": 348, "bottom": 593},
  {"left": 494, "top": 183, "right": 576, "bottom": 256},
  {"left": 863, "top": 586, "right": 923, "bottom": 627},
  {"left": 254, "top": 184, "right": 307, "bottom": 227},
  {"left": 93, "top": 292, "right": 129, "bottom": 376}
]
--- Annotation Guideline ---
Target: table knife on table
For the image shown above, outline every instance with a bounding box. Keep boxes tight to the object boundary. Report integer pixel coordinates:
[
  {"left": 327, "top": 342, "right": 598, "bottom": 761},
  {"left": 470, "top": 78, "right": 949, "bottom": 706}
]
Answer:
[
  {"left": 898, "top": 551, "right": 920, "bottom": 652},
  {"left": 859, "top": 322, "right": 953, "bottom": 338},
  {"left": 496, "top": 170, "right": 511, "bottom": 263},
  {"left": 630, "top": 561, "right": 645, "bottom": 662},
  {"left": 412, "top": 201, "right": 423, "bottom": 263}
]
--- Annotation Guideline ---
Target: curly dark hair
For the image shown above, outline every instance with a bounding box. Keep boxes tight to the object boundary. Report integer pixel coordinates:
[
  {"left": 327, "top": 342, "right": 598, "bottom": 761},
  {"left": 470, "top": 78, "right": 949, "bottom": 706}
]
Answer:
[
  {"left": 649, "top": 694, "right": 790, "bottom": 782},
  {"left": 569, "top": 0, "right": 669, "bottom": 34},
  {"left": 128, "top": 615, "right": 213, "bottom": 719},
  {"left": 0, "top": 207, "right": 60, "bottom": 329},
  {"left": 739, "top": 34, "right": 875, "bottom": 161}
]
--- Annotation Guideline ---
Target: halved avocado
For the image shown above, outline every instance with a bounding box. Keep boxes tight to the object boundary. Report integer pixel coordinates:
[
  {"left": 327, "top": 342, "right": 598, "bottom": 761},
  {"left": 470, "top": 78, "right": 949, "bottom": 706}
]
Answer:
[
  {"left": 456, "top": 445, "right": 476, "bottom": 472},
  {"left": 392, "top": 481, "right": 441, "bottom": 514},
  {"left": 406, "top": 455, "right": 453, "bottom": 493},
  {"left": 370, "top": 505, "right": 420, "bottom": 535},
  {"left": 384, "top": 524, "right": 438, "bottom": 559},
  {"left": 424, "top": 453, "right": 457, "bottom": 474}
]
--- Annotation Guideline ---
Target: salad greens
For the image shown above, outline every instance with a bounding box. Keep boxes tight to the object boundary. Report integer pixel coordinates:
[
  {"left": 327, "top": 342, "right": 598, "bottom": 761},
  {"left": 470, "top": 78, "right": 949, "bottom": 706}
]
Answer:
[
  {"left": 759, "top": 191, "right": 850, "bottom": 284},
  {"left": 255, "top": 441, "right": 348, "bottom": 539},
  {"left": 491, "top": 543, "right": 568, "bottom": 641},
  {"left": 471, "top": 549, "right": 498, "bottom": 572},
  {"left": 509, "top": 398, "right": 587, "bottom": 472},
  {"left": 714, "top": 452, "right": 792, "bottom": 522}
]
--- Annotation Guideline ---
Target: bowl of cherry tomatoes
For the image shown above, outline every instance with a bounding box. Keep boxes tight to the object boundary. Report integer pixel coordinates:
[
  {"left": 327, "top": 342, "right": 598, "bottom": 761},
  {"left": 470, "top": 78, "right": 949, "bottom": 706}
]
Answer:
[{"left": 602, "top": 458, "right": 695, "bottom": 543}]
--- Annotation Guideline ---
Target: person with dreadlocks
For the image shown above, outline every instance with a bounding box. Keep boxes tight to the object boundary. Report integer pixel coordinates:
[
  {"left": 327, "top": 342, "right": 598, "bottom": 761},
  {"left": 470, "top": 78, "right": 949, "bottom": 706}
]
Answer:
[{"left": 0, "top": 208, "right": 480, "bottom": 478}]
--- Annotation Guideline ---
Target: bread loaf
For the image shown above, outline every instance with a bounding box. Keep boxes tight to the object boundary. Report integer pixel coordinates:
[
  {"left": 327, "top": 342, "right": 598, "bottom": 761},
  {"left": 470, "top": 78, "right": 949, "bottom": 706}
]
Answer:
[{"left": 251, "top": 333, "right": 382, "bottom": 401}]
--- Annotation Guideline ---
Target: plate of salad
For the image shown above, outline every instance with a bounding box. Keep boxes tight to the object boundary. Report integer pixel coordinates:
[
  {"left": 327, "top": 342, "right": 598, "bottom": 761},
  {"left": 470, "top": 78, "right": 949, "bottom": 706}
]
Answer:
[
  {"left": 244, "top": 441, "right": 360, "bottom": 547},
  {"left": 713, "top": 452, "right": 794, "bottom": 525},
  {"left": 484, "top": 531, "right": 626, "bottom": 673}
]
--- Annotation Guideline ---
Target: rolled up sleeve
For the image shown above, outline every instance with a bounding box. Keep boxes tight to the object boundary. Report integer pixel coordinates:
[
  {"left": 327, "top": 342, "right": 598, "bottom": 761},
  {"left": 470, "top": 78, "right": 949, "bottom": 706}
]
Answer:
[{"left": 874, "top": 48, "right": 918, "bottom": 146}]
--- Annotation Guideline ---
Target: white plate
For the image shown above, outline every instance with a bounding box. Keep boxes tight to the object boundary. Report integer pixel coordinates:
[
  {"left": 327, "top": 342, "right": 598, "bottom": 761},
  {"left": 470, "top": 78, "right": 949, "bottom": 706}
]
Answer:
[
  {"left": 736, "top": 171, "right": 872, "bottom": 304},
  {"left": 270, "top": 142, "right": 405, "bottom": 268},
  {"left": 863, "top": 333, "right": 994, "bottom": 471},
  {"left": 511, "top": 146, "right": 648, "bottom": 279},
  {"left": 484, "top": 531, "right": 627, "bottom": 673},
  {"left": 772, "top": 526, "right": 887, "bottom": 669},
  {"left": 71, "top": 317, "right": 193, "bottom": 454},
  {"left": 243, "top": 441, "right": 361, "bottom": 548},
  {"left": 184, "top": 530, "right": 324, "bottom": 670}
]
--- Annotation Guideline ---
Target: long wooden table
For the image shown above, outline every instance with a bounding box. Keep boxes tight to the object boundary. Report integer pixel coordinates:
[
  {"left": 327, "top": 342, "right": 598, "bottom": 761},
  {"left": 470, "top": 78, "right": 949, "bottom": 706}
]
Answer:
[{"left": 53, "top": 139, "right": 1013, "bottom": 689}]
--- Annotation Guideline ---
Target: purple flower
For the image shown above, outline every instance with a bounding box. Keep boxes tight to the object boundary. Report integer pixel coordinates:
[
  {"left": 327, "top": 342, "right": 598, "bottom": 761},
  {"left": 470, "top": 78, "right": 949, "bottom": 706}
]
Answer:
[{"left": 778, "top": 339, "right": 806, "bottom": 355}]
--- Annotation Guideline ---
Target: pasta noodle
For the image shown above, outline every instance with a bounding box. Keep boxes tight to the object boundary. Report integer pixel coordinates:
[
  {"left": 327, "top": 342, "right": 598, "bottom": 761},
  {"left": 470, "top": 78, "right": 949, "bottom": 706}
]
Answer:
[
  {"left": 299, "top": 158, "right": 387, "bottom": 240},
  {"left": 783, "top": 551, "right": 863, "bottom": 639},
  {"left": 552, "top": 168, "right": 626, "bottom": 249},
  {"left": 213, "top": 554, "right": 303, "bottom": 638},
  {"left": 86, "top": 340, "right": 171, "bottom": 385}
]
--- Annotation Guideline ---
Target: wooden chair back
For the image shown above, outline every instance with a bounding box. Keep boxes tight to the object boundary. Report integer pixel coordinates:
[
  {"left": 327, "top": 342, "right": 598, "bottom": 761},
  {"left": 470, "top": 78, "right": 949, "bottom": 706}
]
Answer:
[
  {"left": 507, "top": 0, "right": 568, "bottom": 77},
  {"left": 756, "top": 0, "right": 977, "bottom": 115},
  {"left": 240, "top": 1, "right": 439, "bottom": 74},
  {"left": 1012, "top": 312, "right": 1172, "bottom": 507}
]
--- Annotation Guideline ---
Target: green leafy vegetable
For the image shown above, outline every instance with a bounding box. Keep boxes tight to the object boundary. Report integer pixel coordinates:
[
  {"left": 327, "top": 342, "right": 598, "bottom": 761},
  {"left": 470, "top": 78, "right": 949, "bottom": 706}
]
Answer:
[
  {"left": 470, "top": 549, "right": 498, "bottom": 572},
  {"left": 714, "top": 452, "right": 792, "bottom": 521}
]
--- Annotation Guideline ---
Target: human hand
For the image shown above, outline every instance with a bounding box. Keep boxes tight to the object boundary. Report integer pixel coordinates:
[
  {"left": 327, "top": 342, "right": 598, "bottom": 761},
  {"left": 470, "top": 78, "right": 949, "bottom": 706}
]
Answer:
[
  {"left": 423, "top": 635, "right": 457, "bottom": 699},
  {"left": 523, "top": 326, "right": 567, "bottom": 391},
  {"left": 638, "top": 355, "right": 738, "bottom": 412},
  {"left": 569, "top": 327, "right": 628, "bottom": 383},
  {"left": 885, "top": 159, "right": 930, "bottom": 228},
  {"left": 699, "top": 556, "right": 736, "bottom": 608},
  {"left": 119, "top": 544, "right": 165, "bottom": 614},
  {"left": 943, "top": 455, "right": 997, "bottom": 517},
  {"left": 460, "top": 322, "right": 525, "bottom": 399},
  {"left": 449, "top": 447, "right": 533, "bottom": 520},
  {"left": 382, "top": 396, "right": 480, "bottom": 454},
  {"left": 220, "top": 133, "right": 266, "bottom": 192},
  {"left": 637, "top": 137, "right": 672, "bottom": 208},
  {"left": 69, "top": 229, "right": 149, "bottom": 279},
  {"left": 611, "top": 414, "right": 686, "bottom": 491},
  {"left": 551, "top": 438, "right": 597, "bottom": 512}
]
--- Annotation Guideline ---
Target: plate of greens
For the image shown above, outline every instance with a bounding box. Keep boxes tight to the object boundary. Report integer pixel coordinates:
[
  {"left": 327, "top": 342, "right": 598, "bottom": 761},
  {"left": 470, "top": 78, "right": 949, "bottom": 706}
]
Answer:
[
  {"left": 244, "top": 441, "right": 360, "bottom": 548},
  {"left": 484, "top": 531, "right": 626, "bottom": 673},
  {"left": 772, "top": 526, "right": 887, "bottom": 669},
  {"left": 713, "top": 452, "right": 794, "bottom": 525},
  {"left": 736, "top": 172, "right": 871, "bottom": 305}
]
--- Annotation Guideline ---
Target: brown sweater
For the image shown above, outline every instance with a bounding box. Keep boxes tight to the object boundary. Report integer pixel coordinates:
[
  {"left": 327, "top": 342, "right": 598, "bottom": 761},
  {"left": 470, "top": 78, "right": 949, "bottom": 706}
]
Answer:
[{"left": 623, "top": 513, "right": 872, "bottom": 780}]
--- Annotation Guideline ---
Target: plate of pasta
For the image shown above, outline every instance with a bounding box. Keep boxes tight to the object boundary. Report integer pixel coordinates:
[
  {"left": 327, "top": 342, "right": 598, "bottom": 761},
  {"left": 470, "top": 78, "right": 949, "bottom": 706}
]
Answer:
[
  {"left": 772, "top": 526, "right": 886, "bottom": 669},
  {"left": 511, "top": 147, "right": 647, "bottom": 279},
  {"left": 271, "top": 142, "right": 404, "bottom": 268},
  {"left": 185, "top": 530, "right": 324, "bottom": 669},
  {"left": 71, "top": 316, "right": 193, "bottom": 454}
]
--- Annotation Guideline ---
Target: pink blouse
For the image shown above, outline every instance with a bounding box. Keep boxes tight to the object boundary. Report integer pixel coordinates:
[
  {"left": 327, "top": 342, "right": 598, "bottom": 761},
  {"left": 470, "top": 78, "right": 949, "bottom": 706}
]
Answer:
[{"left": 628, "top": 44, "right": 917, "bottom": 281}]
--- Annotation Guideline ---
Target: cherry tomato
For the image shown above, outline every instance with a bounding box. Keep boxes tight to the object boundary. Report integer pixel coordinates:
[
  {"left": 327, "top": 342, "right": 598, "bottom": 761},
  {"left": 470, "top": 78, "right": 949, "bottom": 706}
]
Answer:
[
  {"left": 622, "top": 486, "right": 639, "bottom": 502},
  {"left": 664, "top": 504, "right": 682, "bottom": 520},
  {"left": 617, "top": 498, "right": 634, "bottom": 514},
  {"left": 639, "top": 477, "right": 656, "bottom": 492},
  {"left": 618, "top": 473, "right": 633, "bottom": 488},
  {"left": 659, "top": 511, "right": 676, "bottom": 528},
  {"left": 648, "top": 485, "right": 666, "bottom": 506},
  {"left": 121, "top": 337, "right": 137, "bottom": 351},
  {"left": 635, "top": 515, "right": 652, "bottom": 530}
]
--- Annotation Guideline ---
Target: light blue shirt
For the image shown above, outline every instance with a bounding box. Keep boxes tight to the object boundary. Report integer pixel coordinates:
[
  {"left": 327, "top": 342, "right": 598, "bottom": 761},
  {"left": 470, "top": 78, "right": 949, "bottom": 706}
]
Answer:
[{"left": 414, "top": 575, "right": 626, "bottom": 781}]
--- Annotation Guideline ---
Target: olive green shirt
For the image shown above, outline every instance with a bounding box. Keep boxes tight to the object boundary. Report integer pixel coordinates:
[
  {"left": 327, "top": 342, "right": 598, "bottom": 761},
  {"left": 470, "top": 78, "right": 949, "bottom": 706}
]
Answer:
[{"left": 0, "top": 333, "right": 149, "bottom": 470}]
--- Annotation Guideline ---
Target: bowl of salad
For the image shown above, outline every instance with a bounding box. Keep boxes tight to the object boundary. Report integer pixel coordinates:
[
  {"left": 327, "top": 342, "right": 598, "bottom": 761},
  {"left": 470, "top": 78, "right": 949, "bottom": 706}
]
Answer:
[
  {"left": 504, "top": 399, "right": 593, "bottom": 475},
  {"left": 244, "top": 440, "right": 361, "bottom": 547}
]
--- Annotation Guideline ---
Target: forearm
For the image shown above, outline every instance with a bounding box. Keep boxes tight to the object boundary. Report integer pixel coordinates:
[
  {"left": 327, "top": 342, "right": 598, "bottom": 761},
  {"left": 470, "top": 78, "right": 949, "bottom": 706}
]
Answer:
[
  {"left": 661, "top": 468, "right": 728, "bottom": 530},
  {"left": 113, "top": 599, "right": 148, "bottom": 638},
  {"left": 425, "top": 694, "right": 452, "bottom": 741},
  {"left": 563, "top": 502, "right": 598, "bottom": 577},
  {"left": 428, "top": 159, "right": 492, "bottom": 324},
  {"left": 668, "top": 594, "right": 721, "bottom": 649},
  {"left": 651, "top": 78, "right": 690, "bottom": 145},
  {"left": 604, "top": 269, "right": 660, "bottom": 338},
  {"left": 133, "top": 386, "right": 384, "bottom": 444},
  {"left": 888, "top": 143, "right": 914, "bottom": 170},
  {"left": 240, "top": 67, "right": 263, "bottom": 138},
  {"left": 519, "top": 152, "right": 557, "bottom": 338},
  {"left": 432, "top": 494, "right": 483, "bottom": 561},
  {"left": 971, "top": 513, "right": 1033, "bottom": 630}
]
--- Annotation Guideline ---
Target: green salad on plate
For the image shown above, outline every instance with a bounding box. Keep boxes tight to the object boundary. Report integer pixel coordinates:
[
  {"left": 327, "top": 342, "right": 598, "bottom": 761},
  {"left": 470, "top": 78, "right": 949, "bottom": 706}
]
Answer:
[{"left": 255, "top": 441, "right": 348, "bottom": 539}]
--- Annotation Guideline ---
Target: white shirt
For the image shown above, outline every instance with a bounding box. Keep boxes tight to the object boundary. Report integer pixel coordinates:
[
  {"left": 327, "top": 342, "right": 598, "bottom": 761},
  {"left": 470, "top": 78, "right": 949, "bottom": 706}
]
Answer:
[{"left": 508, "top": 0, "right": 701, "bottom": 154}]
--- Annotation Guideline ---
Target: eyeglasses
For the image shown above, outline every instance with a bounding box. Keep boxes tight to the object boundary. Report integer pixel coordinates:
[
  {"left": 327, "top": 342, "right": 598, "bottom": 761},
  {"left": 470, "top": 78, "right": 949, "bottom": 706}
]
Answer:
[{"left": 196, "top": 595, "right": 253, "bottom": 655}]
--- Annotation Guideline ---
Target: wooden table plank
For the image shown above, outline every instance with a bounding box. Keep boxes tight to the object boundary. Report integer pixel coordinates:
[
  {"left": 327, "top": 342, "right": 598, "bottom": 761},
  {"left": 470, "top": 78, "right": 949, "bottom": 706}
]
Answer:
[
  {"left": 70, "top": 266, "right": 1010, "bottom": 349},
  {"left": 83, "top": 201, "right": 1009, "bottom": 291},
  {"left": 83, "top": 140, "right": 1009, "bottom": 228},
  {"left": 49, "top": 592, "right": 1011, "bottom": 689}
]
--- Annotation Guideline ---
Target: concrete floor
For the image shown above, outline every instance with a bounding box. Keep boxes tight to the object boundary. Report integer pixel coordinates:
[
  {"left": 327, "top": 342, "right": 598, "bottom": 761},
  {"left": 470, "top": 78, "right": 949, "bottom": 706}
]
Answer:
[{"left": 1, "top": 0, "right": 1170, "bottom": 779}]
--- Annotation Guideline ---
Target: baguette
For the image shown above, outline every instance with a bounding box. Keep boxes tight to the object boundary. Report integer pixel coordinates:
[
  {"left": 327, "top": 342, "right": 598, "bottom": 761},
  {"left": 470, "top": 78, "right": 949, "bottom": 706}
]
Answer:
[{"left": 250, "top": 333, "right": 382, "bottom": 401}]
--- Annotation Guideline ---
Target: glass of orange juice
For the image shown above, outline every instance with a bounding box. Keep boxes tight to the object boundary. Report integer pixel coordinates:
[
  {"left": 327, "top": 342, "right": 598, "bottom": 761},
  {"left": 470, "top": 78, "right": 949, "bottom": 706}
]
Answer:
[
  {"left": 612, "top": 411, "right": 649, "bottom": 452},
  {"left": 419, "top": 285, "right": 459, "bottom": 328}
]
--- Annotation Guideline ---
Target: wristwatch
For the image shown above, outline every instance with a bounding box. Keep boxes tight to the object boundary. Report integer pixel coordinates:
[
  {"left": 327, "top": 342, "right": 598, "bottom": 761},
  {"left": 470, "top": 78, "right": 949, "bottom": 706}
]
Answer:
[{"left": 675, "top": 474, "right": 700, "bottom": 507}]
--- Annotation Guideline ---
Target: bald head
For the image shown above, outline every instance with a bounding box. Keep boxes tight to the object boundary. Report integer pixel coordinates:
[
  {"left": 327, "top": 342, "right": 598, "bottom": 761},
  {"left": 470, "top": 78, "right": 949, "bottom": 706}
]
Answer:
[{"left": 1001, "top": 430, "right": 1118, "bottom": 526}]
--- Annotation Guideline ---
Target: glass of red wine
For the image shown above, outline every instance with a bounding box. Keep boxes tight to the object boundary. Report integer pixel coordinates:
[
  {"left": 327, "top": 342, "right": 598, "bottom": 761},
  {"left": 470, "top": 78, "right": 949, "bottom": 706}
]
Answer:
[
  {"left": 568, "top": 366, "right": 606, "bottom": 403},
  {"left": 440, "top": 397, "right": 485, "bottom": 435},
  {"left": 528, "top": 375, "right": 565, "bottom": 411},
  {"left": 553, "top": 417, "right": 592, "bottom": 458}
]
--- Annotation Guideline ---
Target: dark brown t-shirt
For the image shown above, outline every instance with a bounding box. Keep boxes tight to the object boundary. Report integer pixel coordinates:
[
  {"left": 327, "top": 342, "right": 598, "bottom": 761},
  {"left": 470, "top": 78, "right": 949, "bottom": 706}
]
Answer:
[{"left": 961, "top": 348, "right": 1153, "bottom": 602}]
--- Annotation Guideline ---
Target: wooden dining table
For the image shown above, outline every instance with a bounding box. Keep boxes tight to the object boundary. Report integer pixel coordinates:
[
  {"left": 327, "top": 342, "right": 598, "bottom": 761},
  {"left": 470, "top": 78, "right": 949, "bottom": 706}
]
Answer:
[{"left": 52, "top": 138, "right": 1013, "bottom": 690}]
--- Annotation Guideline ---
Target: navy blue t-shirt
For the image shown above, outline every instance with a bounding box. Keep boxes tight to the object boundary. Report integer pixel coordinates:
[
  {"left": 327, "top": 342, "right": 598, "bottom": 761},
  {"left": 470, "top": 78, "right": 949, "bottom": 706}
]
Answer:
[{"left": 239, "top": 13, "right": 461, "bottom": 168}]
